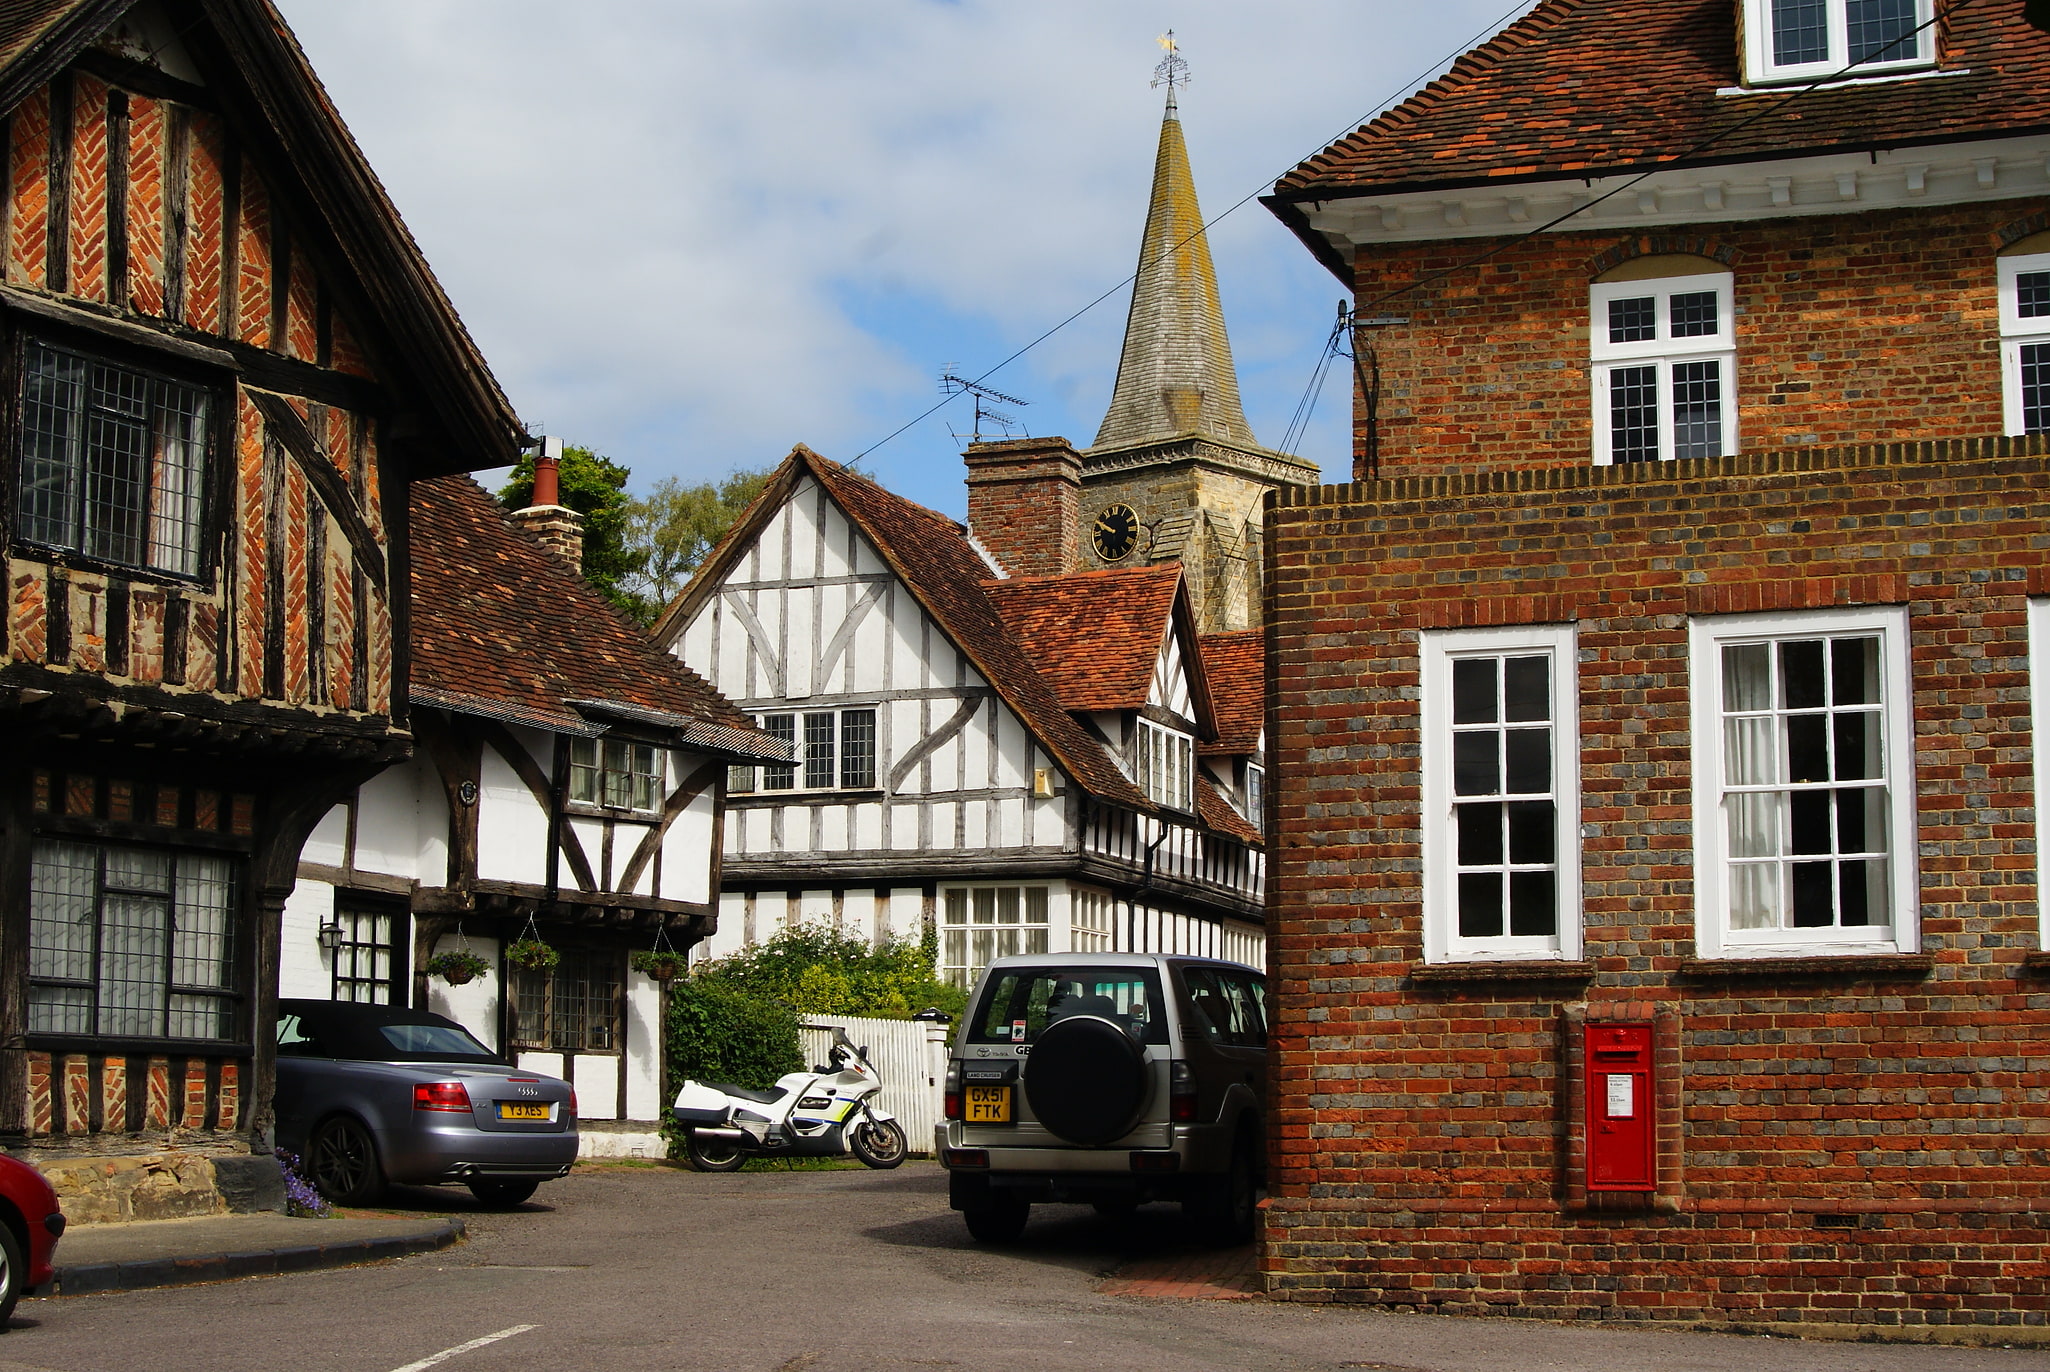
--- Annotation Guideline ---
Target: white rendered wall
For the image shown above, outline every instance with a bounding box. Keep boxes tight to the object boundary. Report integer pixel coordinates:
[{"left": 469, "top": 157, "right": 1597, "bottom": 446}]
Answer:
[
  {"left": 476, "top": 731, "right": 550, "bottom": 887},
  {"left": 624, "top": 974, "right": 663, "bottom": 1120},
  {"left": 278, "top": 880, "right": 336, "bottom": 1000},
  {"left": 572, "top": 1055, "right": 621, "bottom": 1121},
  {"left": 427, "top": 932, "right": 502, "bottom": 1051},
  {"left": 302, "top": 805, "right": 348, "bottom": 868}
]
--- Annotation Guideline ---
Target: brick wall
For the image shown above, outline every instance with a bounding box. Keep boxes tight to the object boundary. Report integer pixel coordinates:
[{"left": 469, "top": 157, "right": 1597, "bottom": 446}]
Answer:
[
  {"left": 1261, "top": 436, "right": 2050, "bottom": 1330},
  {"left": 1351, "top": 200, "right": 2048, "bottom": 482},
  {"left": 964, "top": 437, "right": 1082, "bottom": 578}
]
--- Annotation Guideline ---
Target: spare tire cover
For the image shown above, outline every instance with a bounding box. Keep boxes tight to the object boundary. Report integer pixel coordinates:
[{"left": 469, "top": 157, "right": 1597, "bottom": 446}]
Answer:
[{"left": 1023, "top": 1015, "right": 1148, "bottom": 1145}]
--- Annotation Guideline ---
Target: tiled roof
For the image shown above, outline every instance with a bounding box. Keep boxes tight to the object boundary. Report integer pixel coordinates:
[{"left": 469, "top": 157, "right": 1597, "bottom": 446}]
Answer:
[
  {"left": 1271, "top": 0, "right": 2050, "bottom": 199},
  {"left": 1196, "top": 631, "right": 1262, "bottom": 756},
  {"left": 982, "top": 565, "right": 1185, "bottom": 713},
  {"left": 410, "top": 476, "right": 766, "bottom": 752},
  {"left": 1196, "top": 771, "right": 1261, "bottom": 846},
  {"left": 0, "top": 0, "right": 100, "bottom": 81}
]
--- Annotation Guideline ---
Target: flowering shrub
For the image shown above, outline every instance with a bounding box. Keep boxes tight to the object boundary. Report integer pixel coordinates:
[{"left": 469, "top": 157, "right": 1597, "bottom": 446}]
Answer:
[
  {"left": 424, "top": 949, "right": 491, "bottom": 985},
  {"left": 505, "top": 937, "right": 559, "bottom": 971},
  {"left": 275, "top": 1150, "right": 331, "bottom": 1217}
]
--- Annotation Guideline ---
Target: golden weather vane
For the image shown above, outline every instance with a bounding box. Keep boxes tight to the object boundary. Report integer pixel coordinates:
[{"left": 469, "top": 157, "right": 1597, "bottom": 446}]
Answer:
[{"left": 1152, "top": 30, "right": 1190, "bottom": 95}]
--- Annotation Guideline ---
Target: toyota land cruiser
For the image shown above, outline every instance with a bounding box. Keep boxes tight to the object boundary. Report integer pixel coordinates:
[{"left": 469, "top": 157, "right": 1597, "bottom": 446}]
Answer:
[{"left": 938, "top": 951, "right": 1267, "bottom": 1245}]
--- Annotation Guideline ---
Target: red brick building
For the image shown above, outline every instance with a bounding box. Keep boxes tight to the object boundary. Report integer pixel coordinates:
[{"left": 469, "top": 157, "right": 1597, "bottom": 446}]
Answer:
[{"left": 1257, "top": 0, "right": 2050, "bottom": 1335}]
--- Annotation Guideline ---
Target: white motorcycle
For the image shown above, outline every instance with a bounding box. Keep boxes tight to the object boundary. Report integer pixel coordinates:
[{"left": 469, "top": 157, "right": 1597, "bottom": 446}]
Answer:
[{"left": 671, "top": 1026, "right": 909, "bottom": 1172}]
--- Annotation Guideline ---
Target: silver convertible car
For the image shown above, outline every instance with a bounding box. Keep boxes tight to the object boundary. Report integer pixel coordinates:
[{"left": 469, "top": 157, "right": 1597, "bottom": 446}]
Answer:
[{"left": 274, "top": 999, "right": 578, "bottom": 1208}]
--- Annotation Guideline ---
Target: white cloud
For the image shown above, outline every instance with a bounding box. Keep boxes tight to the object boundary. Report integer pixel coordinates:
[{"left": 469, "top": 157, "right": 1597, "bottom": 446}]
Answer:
[{"left": 276, "top": 0, "right": 1535, "bottom": 515}]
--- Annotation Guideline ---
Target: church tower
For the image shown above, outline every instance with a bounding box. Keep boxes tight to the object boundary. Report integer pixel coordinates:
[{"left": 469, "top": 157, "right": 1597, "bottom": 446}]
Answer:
[
  {"left": 963, "top": 40, "right": 1315, "bottom": 630},
  {"left": 1077, "top": 48, "right": 1316, "bottom": 632}
]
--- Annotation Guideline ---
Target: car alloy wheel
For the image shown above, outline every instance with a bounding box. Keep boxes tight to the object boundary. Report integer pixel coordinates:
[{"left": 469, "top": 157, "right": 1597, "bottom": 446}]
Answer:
[{"left": 308, "top": 1115, "right": 385, "bottom": 1206}]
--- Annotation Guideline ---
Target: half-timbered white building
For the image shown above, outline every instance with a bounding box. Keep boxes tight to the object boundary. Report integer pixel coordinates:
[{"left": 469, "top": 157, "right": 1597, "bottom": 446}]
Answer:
[
  {"left": 658, "top": 446, "right": 1265, "bottom": 986},
  {"left": 280, "top": 472, "right": 779, "bottom": 1153}
]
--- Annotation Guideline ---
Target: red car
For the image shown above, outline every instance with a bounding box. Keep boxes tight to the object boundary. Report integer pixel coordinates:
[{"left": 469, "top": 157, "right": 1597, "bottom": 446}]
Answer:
[{"left": 0, "top": 1153, "right": 64, "bottom": 1325}]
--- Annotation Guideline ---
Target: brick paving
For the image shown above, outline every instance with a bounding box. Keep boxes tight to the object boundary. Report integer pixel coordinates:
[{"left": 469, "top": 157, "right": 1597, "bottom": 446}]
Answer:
[{"left": 1098, "top": 1241, "right": 1260, "bottom": 1300}]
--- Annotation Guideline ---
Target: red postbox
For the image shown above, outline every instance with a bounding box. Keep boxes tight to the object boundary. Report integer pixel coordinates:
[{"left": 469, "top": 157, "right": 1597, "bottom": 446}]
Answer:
[{"left": 1584, "top": 1022, "right": 1655, "bottom": 1192}]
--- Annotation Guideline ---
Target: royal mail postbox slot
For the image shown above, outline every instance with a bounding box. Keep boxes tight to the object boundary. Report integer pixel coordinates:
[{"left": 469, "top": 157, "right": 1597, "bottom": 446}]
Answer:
[{"left": 1584, "top": 1022, "right": 1655, "bottom": 1193}]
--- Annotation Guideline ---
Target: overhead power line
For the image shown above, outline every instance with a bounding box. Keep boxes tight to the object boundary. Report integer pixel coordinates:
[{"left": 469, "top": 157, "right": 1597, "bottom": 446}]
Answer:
[
  {"left": 851, "top": 0, "right": 1538, "bottom": 461},
  {"left": 1286, "top": 0, "right": 1980, "bottom": 453}
]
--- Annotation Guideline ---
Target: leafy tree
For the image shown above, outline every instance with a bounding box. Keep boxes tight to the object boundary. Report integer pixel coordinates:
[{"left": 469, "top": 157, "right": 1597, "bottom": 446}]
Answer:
[
  {"left": 501, "top": 455, "right": 772, "bottom": 626},
  {"left": 697, "top": 924, "right": 966, "bottom": 1021},
  {"left": 620, "top": 468, "right": 773, "bottom": 620},
  {"left": 500, "top": 445, "right": 639, "bottom": 619}
]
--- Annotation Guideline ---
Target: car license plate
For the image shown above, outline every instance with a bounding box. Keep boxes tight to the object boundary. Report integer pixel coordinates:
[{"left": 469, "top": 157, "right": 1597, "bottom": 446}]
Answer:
[
  {"left": 498, "top": 1102, "right": 551, "bottom": 1121},
  {"left": 965, "top": 1085, "right": 1010, "bottom": 1124}
]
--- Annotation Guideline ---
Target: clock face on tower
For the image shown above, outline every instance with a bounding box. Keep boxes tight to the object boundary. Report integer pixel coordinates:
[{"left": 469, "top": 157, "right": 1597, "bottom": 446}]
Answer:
[{"left": 1092, "top": 503, "right": 1140, "bottom": 562}]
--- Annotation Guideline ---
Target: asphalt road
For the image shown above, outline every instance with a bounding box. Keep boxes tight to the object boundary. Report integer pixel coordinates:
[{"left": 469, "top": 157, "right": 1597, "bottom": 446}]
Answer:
[{"left": 4, "top": 1161, "right": 2048, "bottom": 1372}]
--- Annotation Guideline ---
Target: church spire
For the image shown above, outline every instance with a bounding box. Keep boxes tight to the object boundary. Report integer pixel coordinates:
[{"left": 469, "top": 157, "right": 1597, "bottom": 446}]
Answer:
[{"left": 1092, "top": 38, "right": 1257, "bottom": 451}]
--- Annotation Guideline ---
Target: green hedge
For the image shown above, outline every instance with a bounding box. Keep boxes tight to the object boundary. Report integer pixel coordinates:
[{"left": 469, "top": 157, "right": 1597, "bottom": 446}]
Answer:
[{"left": 659, "top": 979, "right": 803, "bottom": 1160}]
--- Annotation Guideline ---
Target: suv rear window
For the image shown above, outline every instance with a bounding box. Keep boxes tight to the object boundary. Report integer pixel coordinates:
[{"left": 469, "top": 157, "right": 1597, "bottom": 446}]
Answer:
[{"left": 968, "top": 967, "right": 1168, "bottom": 1045}]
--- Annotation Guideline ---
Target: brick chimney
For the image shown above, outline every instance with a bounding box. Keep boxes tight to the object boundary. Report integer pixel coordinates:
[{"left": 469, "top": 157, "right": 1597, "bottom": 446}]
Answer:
[
  {"left": 964, "top": 437, "right": 1082, "bottom": 578},
  {"left": 511, "top": 436, "right": 585, "bottom": 569}
]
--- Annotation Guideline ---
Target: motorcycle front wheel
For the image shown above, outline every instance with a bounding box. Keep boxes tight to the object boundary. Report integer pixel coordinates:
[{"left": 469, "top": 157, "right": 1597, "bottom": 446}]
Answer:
[
  {"left": 684, "top": 1130, "right": 748, "bottom": 1173},
  {"left": 850, "top": 1115, "right": 907, "bottom": 1169}
]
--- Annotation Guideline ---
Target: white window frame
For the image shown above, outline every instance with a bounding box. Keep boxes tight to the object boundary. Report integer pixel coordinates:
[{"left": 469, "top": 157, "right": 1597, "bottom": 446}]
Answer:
[
  {"left": 1689, "top": 606, "right": 1918, "bottom": 959},
  {"left": 1136, "top": 718, "right": 1195, "bottom": 811},
  {"left": 1421, "top": 624, "right": 1582, "bottom": 965},
  {"left": 940, "top": 885, "right": 1051, "bottom": 987},
  {"left": 1999, "top": 252, "right": 2050, "bottom": 437},
  {"left": 1740, "top": 0, "right": 1936, "bottom": 86},
  {"left": 1590, "top": 273, "right": 1737, "bottom": 466},
  {"left": 2032, "top": 600, "right": 2050, "bottom": 952}
]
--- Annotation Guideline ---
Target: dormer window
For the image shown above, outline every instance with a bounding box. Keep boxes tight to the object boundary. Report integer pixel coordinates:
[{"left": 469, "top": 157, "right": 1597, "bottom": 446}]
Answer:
[
  {"left": 568, "top": 738, "right": 661, "bottom": 813},
  {"left": 1742, "top": 0, "right": 1934, "bottom": 85},
  {"left": 1137, "top": 719, "right": 1194, "bottom": 811}
]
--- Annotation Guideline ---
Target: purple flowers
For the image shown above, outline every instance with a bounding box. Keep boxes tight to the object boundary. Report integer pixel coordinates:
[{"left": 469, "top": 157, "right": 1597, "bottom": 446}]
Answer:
[{"left": 274, "top": 1150, "right": 332, "bottom": 1217}]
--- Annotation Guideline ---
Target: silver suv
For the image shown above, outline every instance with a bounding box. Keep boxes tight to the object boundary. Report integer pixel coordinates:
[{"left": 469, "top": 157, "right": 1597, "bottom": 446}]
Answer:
[{"left": 938, "top": 952, "right": 1267, "bottom": 1245}]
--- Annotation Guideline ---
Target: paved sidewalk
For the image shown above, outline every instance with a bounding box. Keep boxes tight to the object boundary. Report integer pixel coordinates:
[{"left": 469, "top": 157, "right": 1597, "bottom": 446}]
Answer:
[
  {"left": 1097, "top": 1241, "right": 1260, "bottom": 1300},
  {"left": 48, "top": 1211, "right": 464, "bottom": 1295}
]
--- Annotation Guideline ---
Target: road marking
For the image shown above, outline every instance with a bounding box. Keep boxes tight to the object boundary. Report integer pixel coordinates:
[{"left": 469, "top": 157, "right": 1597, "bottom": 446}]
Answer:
[{"left": 388, "top": 1324, "right": 538, "bottom": 1372}]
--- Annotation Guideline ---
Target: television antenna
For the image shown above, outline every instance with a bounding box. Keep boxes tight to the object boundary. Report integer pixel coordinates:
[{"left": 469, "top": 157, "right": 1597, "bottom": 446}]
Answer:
[{"left": 940, "top": 367, "right": 1030, "bottom": 443}]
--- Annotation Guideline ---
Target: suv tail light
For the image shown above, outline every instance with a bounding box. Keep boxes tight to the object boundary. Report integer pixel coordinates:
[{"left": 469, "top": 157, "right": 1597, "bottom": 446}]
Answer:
[
  {"left": 569, "top": 1088, "right": 579, "bottom": 1118},
  {"left": 413, "top": 1081, "right": 472, "bottom": 1113},
  {"left": 943, "top": 1063, "right": 962, "bottom": 1120},
  {"left": 1169, "top": 1060, "right": 1198, "bottom": 1124}
]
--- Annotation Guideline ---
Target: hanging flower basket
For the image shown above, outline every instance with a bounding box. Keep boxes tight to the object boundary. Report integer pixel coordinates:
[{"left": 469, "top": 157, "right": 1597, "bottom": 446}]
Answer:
[
  {"left": 629, "top": 949, "right": 687, "bottom": 983},
  {"left": 505, "top": 937, "right": 560, "bottom": 972},
  {"left": 424, "top": 950, "right": 491, "bottom": 986}
]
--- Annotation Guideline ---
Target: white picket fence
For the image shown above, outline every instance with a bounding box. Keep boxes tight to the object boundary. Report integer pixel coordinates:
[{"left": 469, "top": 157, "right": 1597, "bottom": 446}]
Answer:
[{"left": 801, "top": 1013, "right": 950, "bottom": 1154}]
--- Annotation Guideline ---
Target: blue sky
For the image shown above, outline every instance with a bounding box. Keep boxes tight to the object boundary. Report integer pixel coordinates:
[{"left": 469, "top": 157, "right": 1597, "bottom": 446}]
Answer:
[{"left": 273, "top": 2, "right": 1537, "bottom": 519}]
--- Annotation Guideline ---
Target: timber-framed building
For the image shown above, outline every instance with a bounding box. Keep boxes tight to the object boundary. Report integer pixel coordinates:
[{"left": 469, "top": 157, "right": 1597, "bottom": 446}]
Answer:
[
  {"left": 282, "top": 472, "right": 779, "bottom": 1156},
  {"left": 0, "top": 0, "right": 525, "bottom": 1205}
]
